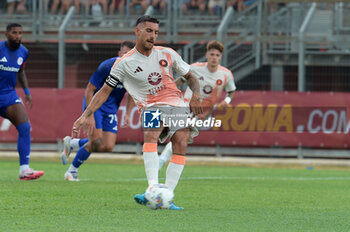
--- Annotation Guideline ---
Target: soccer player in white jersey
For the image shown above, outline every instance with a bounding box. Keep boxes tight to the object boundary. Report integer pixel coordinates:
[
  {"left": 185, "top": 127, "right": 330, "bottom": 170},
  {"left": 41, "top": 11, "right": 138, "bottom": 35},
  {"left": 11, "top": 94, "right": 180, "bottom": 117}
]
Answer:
[
  {"left": 159, "top": 40, "right": 236, "bottom": 170},
  {"left": 71, "top": 15, "right": 202, "bottom": 210}
]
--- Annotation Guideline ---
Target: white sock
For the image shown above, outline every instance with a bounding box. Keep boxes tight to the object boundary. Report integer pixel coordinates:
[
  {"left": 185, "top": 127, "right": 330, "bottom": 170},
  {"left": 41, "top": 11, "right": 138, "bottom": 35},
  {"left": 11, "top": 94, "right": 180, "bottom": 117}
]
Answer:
[
  {"left": 70, "top": 138, "right": 80, "bottom": 149},
  {"left": 143, "top": 151, "right": 159, "bottom": 186},
  {"left": 68, "top": 164, "right": 78, "bottom": 172},
  {"left": 159, "top": 142, "right": 173, "bottom": 163},
  {"left": 19, "top": 164, "right": 30, "bottom": 174},
  {"left": 165, "top": 162, "right": 184, "bottom": 191}
]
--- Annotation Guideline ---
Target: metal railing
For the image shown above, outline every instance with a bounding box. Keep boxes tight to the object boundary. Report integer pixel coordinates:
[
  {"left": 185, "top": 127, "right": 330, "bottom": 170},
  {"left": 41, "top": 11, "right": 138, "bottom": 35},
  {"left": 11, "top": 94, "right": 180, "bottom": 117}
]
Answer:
[
  {"left": 58, "top": 6, "right": 76, "bottom": 89},
  {"left": 298, "top": 3, "right": 316, "bottom": 92},
  {"left": 2, "top": 1, "right": 350, "bottom": 91},
  {"left": 0, "top": 0, "right": 227, "bottom": 42},
  {"left": 217, "top": 6, "right": 234, "bottom": 43}
]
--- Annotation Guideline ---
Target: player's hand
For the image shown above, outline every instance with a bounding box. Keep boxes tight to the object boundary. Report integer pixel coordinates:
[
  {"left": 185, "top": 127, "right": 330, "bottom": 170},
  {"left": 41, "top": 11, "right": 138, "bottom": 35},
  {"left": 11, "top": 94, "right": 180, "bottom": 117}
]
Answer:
[
  {"left": 122, "top": 114, "right": 130, "bottom": 128},
  {"left": 189, "top": 94, "right": 203, "bottom": 116},
  {"left": 24, "top": 95, "right": 33, "bottom": 110},
  {"left": 72, "top": 115, "right": 86, "bottom": 138},
  {"left": 218, "top": 100, "right": 228, "bottom": 108}
]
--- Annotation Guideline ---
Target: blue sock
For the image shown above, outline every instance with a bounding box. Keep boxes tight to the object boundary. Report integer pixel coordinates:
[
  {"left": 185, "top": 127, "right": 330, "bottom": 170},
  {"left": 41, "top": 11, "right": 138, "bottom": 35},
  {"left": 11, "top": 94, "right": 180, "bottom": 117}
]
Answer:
[
  {"left": 72, "top": 146, "right": 91, "bottom": 168},
  {"left": 79, "top": 138, "right": 89, "bottom": 147},
  {"left": 16, "top": 122, "right": 31, "bottom": 165}
]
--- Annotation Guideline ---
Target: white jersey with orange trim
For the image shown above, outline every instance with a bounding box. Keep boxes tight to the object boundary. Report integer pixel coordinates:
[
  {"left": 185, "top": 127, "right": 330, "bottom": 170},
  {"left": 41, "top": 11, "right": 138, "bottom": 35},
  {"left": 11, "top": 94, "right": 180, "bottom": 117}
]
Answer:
[
  {"left": 107, "top": 46, "right": 190, "bottom": 109},
  {"left": 183, "top": 62, "right": 236, "bottom": 107}
]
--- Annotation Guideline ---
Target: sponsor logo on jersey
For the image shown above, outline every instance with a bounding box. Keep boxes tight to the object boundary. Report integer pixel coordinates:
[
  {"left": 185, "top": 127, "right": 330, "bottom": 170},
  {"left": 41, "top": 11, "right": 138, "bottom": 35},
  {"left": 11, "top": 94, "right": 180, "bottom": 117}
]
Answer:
[
  {"left": 17, "top": 57, "right": 23, "bottom": 65},
  {"left": 134, "top": 66, "right": 143, "bottom": 73},
  {"left": 0, "top": 57, "right": 8, "bottom": 62},
  {"left": 0, "top": 64, "right": 19, "bottom": 72},
  {"left": 148, "top": 84, "right": 167, "bottom": 95},
  {"left": 148, "top": 72, "right": 162, "bottom": 85},
  {"left": 159, "top": 59, "right": 168, "bottom": 67}
]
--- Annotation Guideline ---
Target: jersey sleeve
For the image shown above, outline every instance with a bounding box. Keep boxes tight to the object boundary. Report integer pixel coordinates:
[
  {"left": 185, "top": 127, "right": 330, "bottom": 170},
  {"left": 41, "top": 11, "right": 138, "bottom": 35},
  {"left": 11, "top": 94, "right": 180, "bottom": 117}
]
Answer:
[
  {"left": 168, "top": 48, "right": 190, "bottom": 76},
  {"left": 107, "top": 58, "right": 125, "bottom": 88},
  {"left": 23, "top": 47, "right": 29, "bottom": 63},
  {"left": 89, "top": 59, "right": 114, "bottom": 88},
  {"left": 189, "top": 65, "right": 202, "bottom": 79},
  {"left": 224, "top": 71, "right": 237, "bottom": 92},
  {"left": 20, "top": 46, "right": 29, "bottom": 69},
  {"left": 89, "top": 71, "right": 100, "bottom": 88}
]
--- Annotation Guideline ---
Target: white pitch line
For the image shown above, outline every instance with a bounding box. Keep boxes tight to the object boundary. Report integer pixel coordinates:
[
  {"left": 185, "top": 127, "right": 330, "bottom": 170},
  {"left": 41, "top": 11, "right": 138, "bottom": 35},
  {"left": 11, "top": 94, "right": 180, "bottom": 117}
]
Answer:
[
  {"left": 40, "top": 176, "right": 350, "bottom": 182},
  {"left": 180, "top": 176, "right": 350, "bottom": 181}
]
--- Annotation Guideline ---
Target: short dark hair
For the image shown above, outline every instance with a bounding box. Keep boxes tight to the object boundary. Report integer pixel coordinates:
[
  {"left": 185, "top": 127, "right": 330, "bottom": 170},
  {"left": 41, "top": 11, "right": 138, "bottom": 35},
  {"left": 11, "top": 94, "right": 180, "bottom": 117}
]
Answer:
[
  {"left": 135, "top": 15, "right": 159, "bottom": 27},
  {"left": 207, "top": 40, "right": 224, "bottom": 53},
  {"left": 121, "top": 41, "right": 135, "bottom": 49},
  {"left": 6, "top": 23, "right": 22, "bottom": 32}
]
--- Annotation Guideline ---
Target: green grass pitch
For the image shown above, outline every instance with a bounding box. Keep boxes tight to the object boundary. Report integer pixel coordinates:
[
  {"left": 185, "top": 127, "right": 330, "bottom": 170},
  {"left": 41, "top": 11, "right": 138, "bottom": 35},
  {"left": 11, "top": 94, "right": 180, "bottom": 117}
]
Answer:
[{"left": 1, "top": 159, "right": 350, "bottom": 232}]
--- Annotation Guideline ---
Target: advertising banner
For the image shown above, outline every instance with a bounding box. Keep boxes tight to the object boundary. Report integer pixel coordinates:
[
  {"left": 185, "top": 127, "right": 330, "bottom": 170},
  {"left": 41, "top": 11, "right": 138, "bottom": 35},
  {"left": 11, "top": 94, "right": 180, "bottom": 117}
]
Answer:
[{"left": 1, "top": 89, "right": 349, "bottom": 148}]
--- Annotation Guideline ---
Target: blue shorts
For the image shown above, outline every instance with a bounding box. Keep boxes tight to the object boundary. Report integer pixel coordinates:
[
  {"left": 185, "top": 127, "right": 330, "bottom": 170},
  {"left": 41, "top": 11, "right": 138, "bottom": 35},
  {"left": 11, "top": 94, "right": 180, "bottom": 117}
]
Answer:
[
  {"left": 0, "top": 91, "right": 22, "bottom": 118},
  {"left": 83, "top": 98, "right": 118, "bottom": 134}
]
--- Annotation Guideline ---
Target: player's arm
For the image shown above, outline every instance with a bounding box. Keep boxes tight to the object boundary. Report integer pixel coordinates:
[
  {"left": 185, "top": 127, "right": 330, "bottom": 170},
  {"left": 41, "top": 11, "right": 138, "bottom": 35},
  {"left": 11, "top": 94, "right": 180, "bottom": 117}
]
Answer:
[
  {"left": 175, "top": 77, "right": 186, "bottom": 89},
  {"left": 84, "top": 82, "right": 97, "bottom": 106},
  {"left": 183, "top": 71, "right": 203, "bottom": 116},
  {"left": 123, "top": 93, "right": 135, "bottom": 127},
  {"left": 218, "top": 91, "right": 235, "bottom": 107},
  {"left": 218, "top": 71, "right": 236, "bottom": 107},
  {"left": 72, "top": 83, "right": 113, "bottom": 138},
  {"left": 17, "top": 68, "right": 32, "bottom": 109}
]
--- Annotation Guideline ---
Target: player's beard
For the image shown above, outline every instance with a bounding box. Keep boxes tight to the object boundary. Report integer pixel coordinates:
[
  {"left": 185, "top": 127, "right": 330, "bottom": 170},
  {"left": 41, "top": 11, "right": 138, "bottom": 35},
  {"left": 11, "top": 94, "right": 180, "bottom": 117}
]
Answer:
[
  {"left": 8, "top": 39, "right": 21, "bottom": 50},
  {"left": 144, "top": 40, "right": 154, "bottom": 51}
]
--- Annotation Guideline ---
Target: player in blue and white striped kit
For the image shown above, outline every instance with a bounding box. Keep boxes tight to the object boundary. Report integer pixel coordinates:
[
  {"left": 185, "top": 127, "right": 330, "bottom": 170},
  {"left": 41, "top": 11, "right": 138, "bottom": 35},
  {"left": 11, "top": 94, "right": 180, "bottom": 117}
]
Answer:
[
  {"left": 0, "top": 23, "right": 44, "bottom": 180},
  {"left": 61, "top": 41, "right": 135, "bottom": 181}
]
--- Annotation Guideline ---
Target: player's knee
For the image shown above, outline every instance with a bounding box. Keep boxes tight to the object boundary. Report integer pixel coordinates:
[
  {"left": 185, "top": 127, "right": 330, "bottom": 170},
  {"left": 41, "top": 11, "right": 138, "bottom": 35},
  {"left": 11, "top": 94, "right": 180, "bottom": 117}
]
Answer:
[
  {"left": 172, "top": 139, "right": 188, "bottom": 153},
  {"left": 144, "top": 130, "right": 161, "bottom": 143},
  {"left": 103, "top": 144, "right": 114, "bottom": 152},
  {"left": 91, "top": 138, "right": 103, "bottom": 152},
  {"left": 178, "top": 139, "right": 188, "bottom": 150},
  {"left": 16, "top": 122, "right": 31, "bottom": 137}
]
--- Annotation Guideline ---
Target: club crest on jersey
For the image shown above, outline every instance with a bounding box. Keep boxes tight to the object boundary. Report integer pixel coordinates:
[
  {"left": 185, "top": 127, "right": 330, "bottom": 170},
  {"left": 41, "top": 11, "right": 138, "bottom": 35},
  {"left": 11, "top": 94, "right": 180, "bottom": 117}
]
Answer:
[
  {"left": 203, "top": 85, "right": 213, "bottom": 94},
  {"left": 199, "top": 76, "right": 204, "bottom": 81},
  {"left": 216, "top": 79, "right": 223, "bottom": 85},
  {"left": 159, "top": 59, "right": 168, "bottom": 67},
  {"left": 148, "top": 72, "right": 162, "bottom": 85},
  {"left": 17, "top": 57, "right": 23, "bottom": 65}
]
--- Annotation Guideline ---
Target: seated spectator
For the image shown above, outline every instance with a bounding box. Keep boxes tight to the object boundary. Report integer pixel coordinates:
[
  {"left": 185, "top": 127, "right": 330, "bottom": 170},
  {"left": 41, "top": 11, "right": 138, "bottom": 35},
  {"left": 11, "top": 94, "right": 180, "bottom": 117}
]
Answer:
[
  {"left": 109, "top": 0, "right": 127, "bottom": 27},
  {"left": 227, "top": 0, "right": 256, "bottom": 12},
  {"left": 227, "top": 0, "right": 244, "bottom": 12},
  {"left": 182, "top": 0, "right": 206, "bottom": 15},
  {"left": 129, "top": 0, "right": 149, "bottom": 15},
  {"left": 151, "top": 0, "right": 167, "bottom": 12},
  {"left": 243, "top": 0, "right": 257, "bottom": 7},
  {"left": 208, "top": 0, "right": 224, "bottom": 15},
  {"left": 109, "top": 0, "right": 125, "bottom": 17},
  {"left": 268, "top": 2, "right": 286, "bottom": 13},
  {"left": 77, "top": 0, "right": 115, "bottom": 27},
  {"left": 7, "top": 0, "right": 27, "bottom": 15},
  {"left": 50, "top": 0, "right": 71, "bottom": 15}
]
